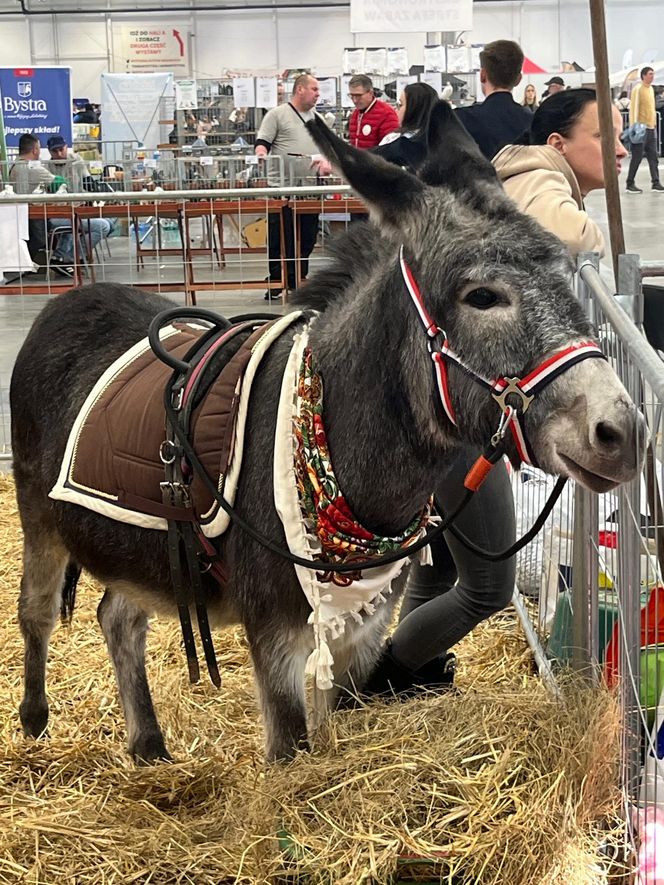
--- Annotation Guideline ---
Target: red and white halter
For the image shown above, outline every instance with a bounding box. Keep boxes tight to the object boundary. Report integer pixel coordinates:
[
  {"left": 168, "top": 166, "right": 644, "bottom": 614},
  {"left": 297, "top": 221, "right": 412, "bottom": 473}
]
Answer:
[{"left": 399, "top": 246, "right": 606, "bottom": 467}]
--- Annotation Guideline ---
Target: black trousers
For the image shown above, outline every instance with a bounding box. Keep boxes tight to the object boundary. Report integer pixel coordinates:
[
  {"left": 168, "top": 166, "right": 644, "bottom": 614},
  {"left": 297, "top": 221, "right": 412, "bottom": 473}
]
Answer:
[
  {"left": 268, "top": 203, "right": 319, "bottom": 290},
  {"left": 27, "top": 219, "right": 47, "bottom": 259},
  {"left": 627, "top": 128, "right": 661, "bottom": 186}
]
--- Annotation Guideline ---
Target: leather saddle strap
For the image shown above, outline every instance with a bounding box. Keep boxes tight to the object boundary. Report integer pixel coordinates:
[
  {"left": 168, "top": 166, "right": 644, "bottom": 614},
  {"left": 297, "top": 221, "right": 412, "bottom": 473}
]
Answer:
[
  {"left": 182, "top": 521, "right": 222, "bottom": 688},
  {"left": 162, "top": 428, "right": 201, "bottom": 684},
  {"left": 167, "top": 520, "right": 200, "bottom": 685}
]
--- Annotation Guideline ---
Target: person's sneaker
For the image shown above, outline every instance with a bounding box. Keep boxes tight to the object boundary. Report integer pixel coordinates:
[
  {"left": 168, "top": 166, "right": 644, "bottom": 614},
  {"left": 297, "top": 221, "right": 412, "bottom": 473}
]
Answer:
[
  {"left": 263, "top": 289, "right": 282, "bottom": 301},
  {"left": 653, "top": 182, "right": 664, "bottom": 192},
  {"left": 51, "top": 257, "right": 74, "bottom": 278},
  {"left": 626, "top": 183, "right": 643, "bottom": 193}
]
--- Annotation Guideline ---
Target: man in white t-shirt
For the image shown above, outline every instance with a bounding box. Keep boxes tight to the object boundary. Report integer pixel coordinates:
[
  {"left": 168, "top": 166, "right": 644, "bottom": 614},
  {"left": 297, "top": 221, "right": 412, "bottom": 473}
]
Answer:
[{"left": 255, "top": 74, "right": 330, "bottom": 298}]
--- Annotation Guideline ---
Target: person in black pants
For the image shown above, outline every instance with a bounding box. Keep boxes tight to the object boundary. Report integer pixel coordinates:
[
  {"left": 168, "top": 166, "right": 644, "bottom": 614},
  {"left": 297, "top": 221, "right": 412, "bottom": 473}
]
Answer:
[
  {"left": 625, "top": 67, "right": 664, "bottom": 194},
  {"left": 254, "top": 74, "right": 331, "bottom": 299},
  {"left": 267, "top": 201, "right": 320, "bottom": 293}
]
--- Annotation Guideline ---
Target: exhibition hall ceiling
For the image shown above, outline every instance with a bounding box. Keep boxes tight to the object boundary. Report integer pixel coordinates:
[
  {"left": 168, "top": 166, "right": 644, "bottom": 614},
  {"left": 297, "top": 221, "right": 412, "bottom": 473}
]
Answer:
[
  {"left": 6, "top": 0, "right": 340, "bottom": 11},
  {"left": 0, "top": 0, "right": 529, "bottom": 16}
]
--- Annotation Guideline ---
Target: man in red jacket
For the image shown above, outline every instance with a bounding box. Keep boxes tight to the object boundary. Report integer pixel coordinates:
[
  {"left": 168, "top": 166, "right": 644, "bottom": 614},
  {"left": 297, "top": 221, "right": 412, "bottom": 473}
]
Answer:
[{"left": 348, "top": 75, "right": 400, "bottom": 149}]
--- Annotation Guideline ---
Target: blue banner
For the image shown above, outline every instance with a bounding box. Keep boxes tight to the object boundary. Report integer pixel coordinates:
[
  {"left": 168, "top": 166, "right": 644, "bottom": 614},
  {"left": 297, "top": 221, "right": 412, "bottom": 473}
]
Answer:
[{"left": 0, "top": 67, "right": 72, "bottom": 149}]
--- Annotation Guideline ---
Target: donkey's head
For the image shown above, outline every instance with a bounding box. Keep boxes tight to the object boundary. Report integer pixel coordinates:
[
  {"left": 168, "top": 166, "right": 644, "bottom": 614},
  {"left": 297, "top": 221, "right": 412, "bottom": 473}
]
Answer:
[{"left": 306, "top": 105, "right": 645, "bottom": 492}]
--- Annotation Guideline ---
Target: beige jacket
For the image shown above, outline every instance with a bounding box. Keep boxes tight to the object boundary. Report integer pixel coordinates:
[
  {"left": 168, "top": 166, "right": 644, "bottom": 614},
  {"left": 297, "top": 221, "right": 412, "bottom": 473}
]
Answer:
[{"left": 492, "top": 144, "right": 604, "bottom": 258}]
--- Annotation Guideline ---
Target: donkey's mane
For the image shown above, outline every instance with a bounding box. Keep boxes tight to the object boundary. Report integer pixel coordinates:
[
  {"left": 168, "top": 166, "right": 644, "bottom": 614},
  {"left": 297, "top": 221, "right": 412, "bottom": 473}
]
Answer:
[{"left": 288, "top": 221, "right": 384, "bottom": 311}]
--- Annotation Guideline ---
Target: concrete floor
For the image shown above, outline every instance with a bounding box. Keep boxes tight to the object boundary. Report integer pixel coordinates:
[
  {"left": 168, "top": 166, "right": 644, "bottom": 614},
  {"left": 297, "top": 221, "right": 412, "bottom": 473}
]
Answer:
[{"left": 1, "top": 159, "right": 664, "bottom": 455}]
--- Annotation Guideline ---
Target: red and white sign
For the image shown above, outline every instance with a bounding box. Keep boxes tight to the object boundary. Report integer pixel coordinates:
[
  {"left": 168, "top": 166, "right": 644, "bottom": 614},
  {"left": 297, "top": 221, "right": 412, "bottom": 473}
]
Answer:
[{"left": 120, "top": 25, "right": 189, "bottom": 75}]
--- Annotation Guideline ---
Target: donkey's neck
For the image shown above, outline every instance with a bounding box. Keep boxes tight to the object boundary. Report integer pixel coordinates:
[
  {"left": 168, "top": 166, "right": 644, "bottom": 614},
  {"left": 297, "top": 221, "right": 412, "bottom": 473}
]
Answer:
[{"left": 306, "top": 264, "right": 456, "bottom": 536}]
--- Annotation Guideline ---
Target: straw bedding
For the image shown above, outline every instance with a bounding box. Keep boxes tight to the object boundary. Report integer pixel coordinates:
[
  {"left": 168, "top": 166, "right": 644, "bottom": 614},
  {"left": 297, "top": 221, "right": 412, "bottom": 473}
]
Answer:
[{"left": 0, "top": 473, "right": 624, "bottom": 884}]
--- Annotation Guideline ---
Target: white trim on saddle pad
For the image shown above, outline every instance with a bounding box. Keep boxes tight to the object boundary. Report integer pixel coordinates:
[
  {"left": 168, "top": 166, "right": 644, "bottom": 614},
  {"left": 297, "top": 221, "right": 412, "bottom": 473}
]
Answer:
[
  {"left": 50, "top": 311, "right": 303, "bottom": 535},
  {"left": 200, "top": 310, "right": 303, "bottom": 537},
  {"left": 273, "top": 327, "right": 431, "bottom": 692}
]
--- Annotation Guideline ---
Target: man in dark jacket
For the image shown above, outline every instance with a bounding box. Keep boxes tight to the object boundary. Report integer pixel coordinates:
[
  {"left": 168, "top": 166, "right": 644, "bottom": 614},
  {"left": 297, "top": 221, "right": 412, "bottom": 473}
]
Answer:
[{"left": 455, "top": 40, "right": 532, "bottom": 160}]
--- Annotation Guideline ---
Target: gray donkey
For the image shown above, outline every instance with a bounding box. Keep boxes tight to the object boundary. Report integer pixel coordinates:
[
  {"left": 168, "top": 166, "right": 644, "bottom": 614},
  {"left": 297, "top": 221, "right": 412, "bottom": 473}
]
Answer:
[{"left": 10, "top": 103, "right": 645, "bottom": 763}]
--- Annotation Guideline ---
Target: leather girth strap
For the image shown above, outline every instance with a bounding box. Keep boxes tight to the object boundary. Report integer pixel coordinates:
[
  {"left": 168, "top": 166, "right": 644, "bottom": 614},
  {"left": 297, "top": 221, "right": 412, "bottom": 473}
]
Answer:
[{"left": 159, "top": 319, "right": 275, "bottom": 687}]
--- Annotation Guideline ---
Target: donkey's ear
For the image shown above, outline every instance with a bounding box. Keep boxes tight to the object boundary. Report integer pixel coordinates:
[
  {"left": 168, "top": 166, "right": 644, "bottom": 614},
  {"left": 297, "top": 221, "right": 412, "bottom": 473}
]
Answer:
[
  {"left": 419, "top": 100, "right": 499, "bottom": 189},
  {"left": 306, "top": 117, "right": 425, "bottom": 228}
]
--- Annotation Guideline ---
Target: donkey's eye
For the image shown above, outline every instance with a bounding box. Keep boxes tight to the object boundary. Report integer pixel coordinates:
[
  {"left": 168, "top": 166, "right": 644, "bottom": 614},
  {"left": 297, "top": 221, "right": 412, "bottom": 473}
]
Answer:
[{"left": 465, "top": 287, "right": 500, "bottom": 309}]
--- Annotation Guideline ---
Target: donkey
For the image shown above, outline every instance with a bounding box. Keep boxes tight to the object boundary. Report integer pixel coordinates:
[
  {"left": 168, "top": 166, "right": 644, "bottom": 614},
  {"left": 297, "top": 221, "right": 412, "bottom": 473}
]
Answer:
[{"left": 10, "top": 103, "right": 645, "bottom": 763}]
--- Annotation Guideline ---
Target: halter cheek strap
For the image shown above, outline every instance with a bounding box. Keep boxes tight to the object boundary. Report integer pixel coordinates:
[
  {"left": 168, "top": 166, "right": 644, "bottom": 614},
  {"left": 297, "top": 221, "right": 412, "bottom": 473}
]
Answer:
[{"left": 399, "top": 246, "right": 607, "bottom": 468}]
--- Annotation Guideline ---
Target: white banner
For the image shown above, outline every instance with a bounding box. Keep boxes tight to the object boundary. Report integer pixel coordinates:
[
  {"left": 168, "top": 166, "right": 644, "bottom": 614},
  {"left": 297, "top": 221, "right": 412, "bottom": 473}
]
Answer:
[
  {"left": 317, "top": 77, "right": 337, "bottom": 108},
  {"left": 351, "top": 0, "right": 472, "bottom": 34},
  {"left": 420, "top": 71, "right": 442, "bottom": 94},
  {"left": 341, "top": 75, "right": 354, "bottom": 108},
  {"left": 101, "top": 72, "right": 173, "bottom": 159},
  {"left": 365, "top": 47, "right": 388, "bottom": 76},
  {"left": 395, "top": 75, "right": 417, "bottom": 98},
  {"left": 386, "top": 47, "right": 409, "bottom": 75},
  {"left": 471, "top": 44, "right": 484, "bottom": 72},
  {"left": 447, "top": 45, "right": 470, "bottom": 73},
  {"left": 343, "top": 47, "right": 366, "bottom": 74},
  {"left": 423, "top": 44, "right": 445, "bottom": 73}
]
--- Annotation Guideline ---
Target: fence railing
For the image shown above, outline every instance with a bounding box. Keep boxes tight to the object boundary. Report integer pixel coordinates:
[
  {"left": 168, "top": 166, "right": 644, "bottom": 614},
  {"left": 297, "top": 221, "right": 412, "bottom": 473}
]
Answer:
[
  {"left": 510, "top": 255, "right": 664, "bottom": 880},
  {"left": 1, "top": 152, "right": 342, "bottom": 194}
]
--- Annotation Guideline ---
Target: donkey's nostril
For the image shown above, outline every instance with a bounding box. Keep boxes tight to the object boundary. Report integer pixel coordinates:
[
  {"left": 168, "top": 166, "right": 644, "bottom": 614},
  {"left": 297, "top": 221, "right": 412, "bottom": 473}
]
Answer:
[{"left": 594, "top": 420, "right": 623, "bottom": 449}]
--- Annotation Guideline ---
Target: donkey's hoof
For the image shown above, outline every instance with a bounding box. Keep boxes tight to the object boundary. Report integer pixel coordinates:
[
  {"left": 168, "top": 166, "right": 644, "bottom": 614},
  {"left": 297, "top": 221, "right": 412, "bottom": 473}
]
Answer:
[
  {"left": 130, "top": 733, "right": 172, "bottom": 765},
  {"left": 19, "top": 700, "right": 49, "bottom": 739},
  {"left": 267, "top": 737, "right": 310, "bottom": 763}
]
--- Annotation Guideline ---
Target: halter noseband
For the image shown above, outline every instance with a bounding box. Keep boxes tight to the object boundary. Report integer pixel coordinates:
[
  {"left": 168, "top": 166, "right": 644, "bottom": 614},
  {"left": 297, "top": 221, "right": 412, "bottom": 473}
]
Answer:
[{"left": 399, "top": 246, "right": 606, "bottom": 471}]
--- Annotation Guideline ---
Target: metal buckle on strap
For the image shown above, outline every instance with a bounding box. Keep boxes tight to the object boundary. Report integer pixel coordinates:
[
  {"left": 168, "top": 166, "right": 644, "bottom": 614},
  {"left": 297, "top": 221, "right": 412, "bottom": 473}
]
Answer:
[
  {"left": 492, "top": 378, "right": 534, "bottom": 414},
  {"left": 159, "top": 439, "right": 178, "bottom": 465},
  {"left": 160, "top": 480, "right": 191, "bottom": 508},
  {"left": 427, "top": 329, "right": 447, "bottom": 355}
]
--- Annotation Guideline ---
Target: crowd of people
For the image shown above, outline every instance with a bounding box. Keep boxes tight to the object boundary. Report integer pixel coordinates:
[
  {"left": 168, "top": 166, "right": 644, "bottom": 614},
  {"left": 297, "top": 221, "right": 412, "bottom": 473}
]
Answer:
[{"left": 255, "top": 41, "right": 644, "bottom": 315}]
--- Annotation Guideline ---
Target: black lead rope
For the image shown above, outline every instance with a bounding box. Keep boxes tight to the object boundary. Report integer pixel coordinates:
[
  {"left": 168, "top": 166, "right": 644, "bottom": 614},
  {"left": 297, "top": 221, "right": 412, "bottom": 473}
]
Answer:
[{"left": 439, "top": 475, "right": 568, "bottom": 562}]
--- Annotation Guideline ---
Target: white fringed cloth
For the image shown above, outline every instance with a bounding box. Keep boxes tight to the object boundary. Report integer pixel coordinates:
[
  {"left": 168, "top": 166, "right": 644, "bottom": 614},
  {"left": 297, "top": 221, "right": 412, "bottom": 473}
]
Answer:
[{"left": 274, "top": 326, "right": 432, "bottom": 691}]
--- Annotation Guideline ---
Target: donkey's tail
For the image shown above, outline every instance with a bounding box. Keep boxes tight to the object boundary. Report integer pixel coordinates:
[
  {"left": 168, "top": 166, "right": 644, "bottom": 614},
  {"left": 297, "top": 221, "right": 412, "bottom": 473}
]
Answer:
[{"left": 60, "top": 561, "right": 82, "bottom": 624}]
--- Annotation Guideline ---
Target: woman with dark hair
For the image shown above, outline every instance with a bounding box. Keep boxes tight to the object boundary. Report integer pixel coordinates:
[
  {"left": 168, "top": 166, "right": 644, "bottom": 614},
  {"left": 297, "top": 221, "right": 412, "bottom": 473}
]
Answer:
[
  {"left": 371, "top": 82, "right": 439, "bottom": 171},
  {"left": 493, "top": 88, "right": 627, "bottom": 256}
]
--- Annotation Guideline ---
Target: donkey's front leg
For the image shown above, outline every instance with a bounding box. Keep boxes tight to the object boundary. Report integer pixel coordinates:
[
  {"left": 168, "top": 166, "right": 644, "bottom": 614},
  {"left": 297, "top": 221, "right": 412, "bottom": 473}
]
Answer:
[
  {"left": 247, "top": 625, "right": 309, "bottom": 761},
  {"left": 97, "top": 588, "right": 170, "bottom": 764}
]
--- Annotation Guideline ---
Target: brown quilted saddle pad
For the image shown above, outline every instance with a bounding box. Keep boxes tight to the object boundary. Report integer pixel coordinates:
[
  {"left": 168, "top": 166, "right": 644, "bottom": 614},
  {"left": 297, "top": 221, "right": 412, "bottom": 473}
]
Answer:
[{"left": 50, "top": 312, "right": 303, "bottom": 535}]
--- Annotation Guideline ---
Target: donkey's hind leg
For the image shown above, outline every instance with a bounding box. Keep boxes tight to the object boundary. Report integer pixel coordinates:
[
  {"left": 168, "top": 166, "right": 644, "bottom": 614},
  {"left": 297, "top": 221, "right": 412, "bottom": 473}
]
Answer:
[
  {"left": 247, "top": 626, "right": 310, "bottom": 762},
  {"left": 97, "top": 588, "right": 169, "bottom": 764},
  {"left": 18, "top": 528, "right": 69, "bottom": 739}
]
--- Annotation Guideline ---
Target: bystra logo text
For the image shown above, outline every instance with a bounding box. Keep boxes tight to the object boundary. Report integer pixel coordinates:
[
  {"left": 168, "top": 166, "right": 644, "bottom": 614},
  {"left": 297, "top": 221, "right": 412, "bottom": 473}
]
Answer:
[{"left": 3, "top": 97, "right": 48, "bottom": 113}]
